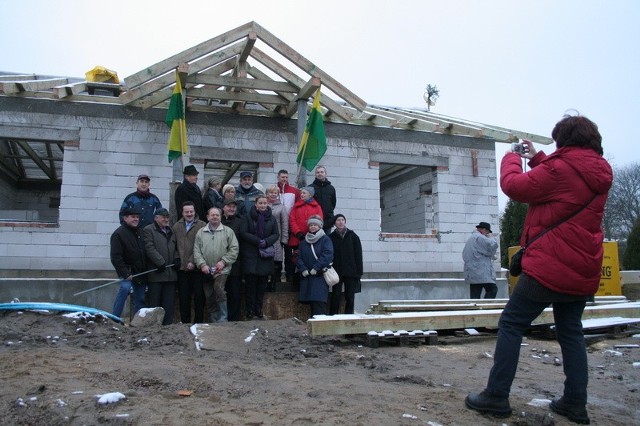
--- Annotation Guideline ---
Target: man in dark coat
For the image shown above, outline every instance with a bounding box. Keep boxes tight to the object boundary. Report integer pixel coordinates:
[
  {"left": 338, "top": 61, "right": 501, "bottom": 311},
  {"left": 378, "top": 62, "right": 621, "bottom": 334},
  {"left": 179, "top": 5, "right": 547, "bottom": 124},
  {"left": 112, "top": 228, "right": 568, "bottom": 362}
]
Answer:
[
  {"left": 175, "top": 165, "right": 205, "bottom": 220},
  {"left": 143, "top": 208, "right": 179, "bottom": 325},
  {"left": 310, "top": 165, "right": 337, "bottom": 233},
  {"left": 110, "top": 207, "right": 147, "bottom": 319},
  {"left": 329, "top": 214, "right": 363, "bottom": 315},
  {"left": 221, "top": 199, "right": 243, "bottom": 321},
  {"left": 119, "top": 174, "right": 163, "bottom": 229}
]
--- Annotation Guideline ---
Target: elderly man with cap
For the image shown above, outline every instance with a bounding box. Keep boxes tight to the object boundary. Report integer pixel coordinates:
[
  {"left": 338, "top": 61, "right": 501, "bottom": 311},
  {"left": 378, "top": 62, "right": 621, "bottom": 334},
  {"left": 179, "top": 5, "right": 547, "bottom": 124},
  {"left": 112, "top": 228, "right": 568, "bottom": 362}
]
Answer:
[
  {"left": 235, "top": 171, "right": 263, "bottom": 217},
  {"left": 119, "top": 174, "right": 163, "bottom": 229},
  {"left": 175, "top": 165, "right": 205, "bottom": 220},
  {"left": 143, "top": 207, "right": 180, "bottom": 325},
  {"left": 462, "top": 221, "right": 499, "bottom": 299},
  {"left": 110, "top": 206, "right": 147, "bottom": 319}
]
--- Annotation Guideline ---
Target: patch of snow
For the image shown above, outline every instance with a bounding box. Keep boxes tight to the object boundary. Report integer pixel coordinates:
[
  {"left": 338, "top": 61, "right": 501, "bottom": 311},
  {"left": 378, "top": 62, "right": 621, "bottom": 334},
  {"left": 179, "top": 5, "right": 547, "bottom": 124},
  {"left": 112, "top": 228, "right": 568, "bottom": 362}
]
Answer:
[
  {"left": 604, "top": 349, "right": 623, "bottom": 356},
  {"left": 402, "top": 413, "right": 418, "bottom": 419},
  {"left": 96, "top": 392, "right": 126, "bottom": 404},
  {"left": 115, "top": 414, "right": 130, "bottom": 417},
  {"left": 244, "top": 328, "right": 260, "bottom": 343},
  {"left": 29, "top": 397, "right": 37, "bottom": 401},
  {"left": 72, "top": 391, "right": 84, "bottom": 394},
  {"left": 137, "top": 308, "right": 156, "bottom": 317},
  {"left": 427, "top": 421, "right": 443, "bottom": 426},
  {"left": 16, "top": 398, "right": 25, "bottom": 407},
  {"left": 633, "top": 362, "right": 640, "bottom": 369},
  {"left": 527, "top": 398, "right": 551, "bottom": 407},
  {"left": 55, "top": 399, "right": 67, "bottom": 407}
]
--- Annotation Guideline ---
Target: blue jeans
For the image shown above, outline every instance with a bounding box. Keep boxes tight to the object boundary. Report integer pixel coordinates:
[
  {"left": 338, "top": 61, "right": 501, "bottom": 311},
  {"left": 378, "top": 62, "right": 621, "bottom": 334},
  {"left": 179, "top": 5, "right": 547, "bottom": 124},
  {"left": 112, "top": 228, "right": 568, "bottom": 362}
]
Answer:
[
  {"left": 486, "top": 289, "right": 588, "bottom": 405},
  {"left": 112, "top": 279, "right": 146, "bottom": 318}
]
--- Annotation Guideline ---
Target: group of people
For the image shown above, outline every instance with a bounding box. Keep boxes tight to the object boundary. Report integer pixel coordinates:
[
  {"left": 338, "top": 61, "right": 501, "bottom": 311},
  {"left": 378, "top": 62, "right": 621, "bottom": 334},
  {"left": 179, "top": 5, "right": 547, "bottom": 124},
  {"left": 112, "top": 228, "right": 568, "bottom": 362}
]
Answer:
[{"left": 110, "top": 164, "right": 363, "bottom": 325}]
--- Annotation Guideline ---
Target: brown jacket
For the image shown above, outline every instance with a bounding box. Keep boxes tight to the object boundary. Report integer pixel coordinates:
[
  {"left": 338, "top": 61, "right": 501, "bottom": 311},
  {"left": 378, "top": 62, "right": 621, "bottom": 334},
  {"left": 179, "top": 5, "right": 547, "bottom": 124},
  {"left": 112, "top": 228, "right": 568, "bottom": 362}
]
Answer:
[{"left": 172, "top": 217, "right": 206, "bottom": 271}]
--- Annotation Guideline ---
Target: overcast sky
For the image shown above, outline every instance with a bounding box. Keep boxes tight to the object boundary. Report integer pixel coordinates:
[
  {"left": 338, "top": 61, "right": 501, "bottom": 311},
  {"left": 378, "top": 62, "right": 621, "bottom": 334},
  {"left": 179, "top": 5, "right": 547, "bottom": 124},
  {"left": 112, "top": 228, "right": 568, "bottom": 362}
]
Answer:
[{"left": 2, "top": 0, "right": 638, "bottom": 209}]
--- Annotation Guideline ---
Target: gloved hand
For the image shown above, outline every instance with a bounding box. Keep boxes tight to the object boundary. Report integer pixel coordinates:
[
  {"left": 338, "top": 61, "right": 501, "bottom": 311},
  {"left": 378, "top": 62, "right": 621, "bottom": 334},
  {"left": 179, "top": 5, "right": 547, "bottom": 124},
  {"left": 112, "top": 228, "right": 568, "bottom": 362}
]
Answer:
[
  {"left": 302, "top": 270, "right": 309, "bottom": 277},
  {"left": 156, "top": 263, "right": 166, "bottom": 273},
  {"left": 259, "top": 239, "right": 267, "bottom": 248},
  {"left": 297, "top": 232, "right": 305, "bottom": 240},
  {"left": 310, "top": 269, "right": 318, "bottom": 276}
]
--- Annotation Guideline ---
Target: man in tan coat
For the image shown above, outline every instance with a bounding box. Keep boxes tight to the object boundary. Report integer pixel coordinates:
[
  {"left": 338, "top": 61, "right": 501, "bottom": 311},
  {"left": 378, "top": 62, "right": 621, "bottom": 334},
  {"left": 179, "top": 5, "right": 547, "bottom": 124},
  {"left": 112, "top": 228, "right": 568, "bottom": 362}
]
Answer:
[
  {"left": 193, "top": 207, "right": 239, "bottom": 322},
  {"left": 172, "top": 201, "right": 206, "bottom": 324}
]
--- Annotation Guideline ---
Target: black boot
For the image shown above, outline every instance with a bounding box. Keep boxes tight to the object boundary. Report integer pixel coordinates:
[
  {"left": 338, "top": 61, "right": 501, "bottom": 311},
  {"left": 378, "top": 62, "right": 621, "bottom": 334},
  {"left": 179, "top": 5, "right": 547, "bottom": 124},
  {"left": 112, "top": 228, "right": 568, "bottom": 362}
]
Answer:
[
  {"left": 550, "top": 397, "right": 590, "bottom": 424},
  {"left": 465, "top": 390, "right": 512, "bottom": 418}
]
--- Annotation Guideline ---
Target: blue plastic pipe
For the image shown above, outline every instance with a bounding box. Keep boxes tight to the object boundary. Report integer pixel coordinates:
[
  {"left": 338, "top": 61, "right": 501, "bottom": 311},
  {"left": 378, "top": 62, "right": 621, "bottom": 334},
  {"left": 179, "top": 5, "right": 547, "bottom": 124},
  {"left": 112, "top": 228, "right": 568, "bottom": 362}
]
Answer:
[{"left": 0, "top": 302, "right": 123, "bottom": 323}]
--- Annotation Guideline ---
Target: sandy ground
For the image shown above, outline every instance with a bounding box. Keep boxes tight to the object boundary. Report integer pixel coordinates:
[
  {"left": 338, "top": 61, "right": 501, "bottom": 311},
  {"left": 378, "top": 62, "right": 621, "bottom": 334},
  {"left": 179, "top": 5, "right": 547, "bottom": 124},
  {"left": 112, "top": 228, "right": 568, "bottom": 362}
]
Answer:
[{"left": 0, "top": 309, "right": 639, "bottom": 426}]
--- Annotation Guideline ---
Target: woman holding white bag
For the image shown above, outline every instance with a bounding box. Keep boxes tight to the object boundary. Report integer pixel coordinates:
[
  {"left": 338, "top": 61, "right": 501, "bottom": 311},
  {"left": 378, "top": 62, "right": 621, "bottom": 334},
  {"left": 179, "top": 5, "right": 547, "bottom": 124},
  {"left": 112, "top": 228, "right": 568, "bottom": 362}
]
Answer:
[{"left": 296, "top": 215, "right": 333, "bottom": 317}]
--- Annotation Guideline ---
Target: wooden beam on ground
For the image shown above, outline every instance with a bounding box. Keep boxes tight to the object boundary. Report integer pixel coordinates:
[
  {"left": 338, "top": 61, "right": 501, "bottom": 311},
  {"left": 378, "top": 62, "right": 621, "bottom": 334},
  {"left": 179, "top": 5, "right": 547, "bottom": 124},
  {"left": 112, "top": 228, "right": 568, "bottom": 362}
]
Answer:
[{"left": 307, "top": 302, "right": 640, "bottom": 336}]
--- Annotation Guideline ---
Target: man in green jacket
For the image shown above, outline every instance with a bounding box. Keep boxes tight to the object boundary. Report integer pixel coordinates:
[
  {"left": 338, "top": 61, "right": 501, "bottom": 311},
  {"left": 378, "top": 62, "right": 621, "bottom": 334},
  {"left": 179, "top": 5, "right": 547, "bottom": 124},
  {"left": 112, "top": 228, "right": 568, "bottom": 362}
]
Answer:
[{"left": 193, "top": 207, "right": 239, "bottom": 322}]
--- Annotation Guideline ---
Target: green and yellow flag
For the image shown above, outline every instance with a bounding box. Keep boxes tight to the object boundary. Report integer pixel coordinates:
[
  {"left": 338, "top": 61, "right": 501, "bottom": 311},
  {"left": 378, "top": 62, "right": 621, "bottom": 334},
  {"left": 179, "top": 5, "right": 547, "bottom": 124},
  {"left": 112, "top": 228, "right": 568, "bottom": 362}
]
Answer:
[
  {"left": 165, "top": 71, "right": 187, "bottom": 163},
  {"left": 296, "top": 89, "right": 326, "bottom": 171}
]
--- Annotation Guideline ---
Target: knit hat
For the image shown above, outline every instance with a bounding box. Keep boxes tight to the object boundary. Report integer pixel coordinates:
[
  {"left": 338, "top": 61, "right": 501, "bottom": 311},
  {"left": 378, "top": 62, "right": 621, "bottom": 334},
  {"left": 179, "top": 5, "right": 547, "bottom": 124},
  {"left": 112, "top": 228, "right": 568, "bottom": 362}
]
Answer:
[
  {"left": 307, "top": 216, "right": 323, "bottom": 228},
  {"left": 302, "top": 186, "right": 315, "bottom": 197},
  {"left": 334, "top": 214, "right": 346, "bottom": 222}
]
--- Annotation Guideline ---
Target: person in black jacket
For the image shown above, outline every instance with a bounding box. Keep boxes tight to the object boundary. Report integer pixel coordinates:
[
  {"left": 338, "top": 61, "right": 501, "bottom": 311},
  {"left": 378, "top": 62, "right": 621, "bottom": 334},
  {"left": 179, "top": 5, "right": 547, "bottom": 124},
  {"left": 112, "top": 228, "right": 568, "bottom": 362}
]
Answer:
[
  {"left": 239, "top": 195, "right": 280, "bottom": 319},
  {"left": 175, "top": 165, "right": 205, "bottom": 220},
  {"left": 311, "top": 165, "right": 337, "bottom": 233},
  {"left": 221, "top": 199, "right": 243, "bottom": 321},
  {"left": 328, "top": 214, "right": 363, "bottom": 315},
  {"left": 110, "top": 207, "right": 147, "bottom": 318}
]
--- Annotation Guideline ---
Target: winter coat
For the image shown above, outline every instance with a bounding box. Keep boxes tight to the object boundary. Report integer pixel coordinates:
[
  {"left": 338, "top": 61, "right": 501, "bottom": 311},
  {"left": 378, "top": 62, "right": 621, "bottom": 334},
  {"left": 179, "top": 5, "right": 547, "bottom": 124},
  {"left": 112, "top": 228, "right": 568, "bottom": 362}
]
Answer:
[
  {"left": 330, "top": 228, "right": 363, "bottom": 293},
  {"left": 119, "top": 191, "right": 162, "bottom": 229},
  {"left": 172, "top": 217, "right": 206, "bottom": 271},
  {"left": 500, "top": 146, "right": 612, "bottom": 295},
  {"left": 462, "top": 231, "right": 498, "bottom": 284},
  {"left": 288, "top": 199, "right": 323, "bottom": 247},
  {"left": 110, "top": 224, "right": 147, "bottom": 282},
  {"left": 277, "top": 182, "right": 300, "bottom": 213},
  {"left": 202, "top": 187, "right": 224, "bottom": 213},
  {"left": 143, "top": 222, "right": 179, "bottom": 283},
  {"left": 297, "top": 233, "right": 334, "bottom": 303},
  {"left": 193, "top": 223, "right": 239, "bottom": 275},
  {"left": 175, "top": 180, "right": 205, "bottom": 220},
  {"left": 269, "top": 200, "right": 289, "bottom": 262},
  {"left": 221, "top": 214, "right": 243, "bottom": 276},
  {"left": 239, "top": 206, "right": 280, "bottom": 276},
  {"left": 235, "top": 184, "right": 263, "bottom": 217},
  {"left": 311, "top": 178, "right": 337, "bottom": 228}
]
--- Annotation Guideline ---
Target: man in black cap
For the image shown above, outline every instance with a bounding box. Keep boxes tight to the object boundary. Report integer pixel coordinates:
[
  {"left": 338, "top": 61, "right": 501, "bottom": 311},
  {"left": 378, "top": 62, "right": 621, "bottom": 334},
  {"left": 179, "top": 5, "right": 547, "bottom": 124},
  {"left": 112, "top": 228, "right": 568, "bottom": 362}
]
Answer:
[
  {"left": 110, "top": 207, "right": 147, "bottom": 319},
  {"left": 235, "top": 171, "right": 263, "bottom": 217},
  {"left": 119, "top": 174, "right": 163, "bottom": 229},
  {"left": 462, "top": 221, "right": 499, "bottom": 299},
  {"left": 175, "top": 165, "right": 205, "bottom": 220}
]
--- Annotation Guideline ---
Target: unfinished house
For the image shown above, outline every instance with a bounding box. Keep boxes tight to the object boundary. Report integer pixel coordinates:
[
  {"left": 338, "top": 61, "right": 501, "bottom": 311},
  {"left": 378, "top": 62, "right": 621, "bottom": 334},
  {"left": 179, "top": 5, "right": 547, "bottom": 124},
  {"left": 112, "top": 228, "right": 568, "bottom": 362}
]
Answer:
[{"left": 0, "top": 22, "right": 550, "bottom": 313}]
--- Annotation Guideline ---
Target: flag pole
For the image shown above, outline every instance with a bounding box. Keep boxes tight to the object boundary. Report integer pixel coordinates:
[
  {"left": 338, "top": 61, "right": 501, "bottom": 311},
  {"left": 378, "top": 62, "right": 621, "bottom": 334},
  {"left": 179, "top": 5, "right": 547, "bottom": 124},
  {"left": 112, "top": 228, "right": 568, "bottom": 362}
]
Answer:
[{"left": 295, "top": 97, "right": 310, "bottom": 188}]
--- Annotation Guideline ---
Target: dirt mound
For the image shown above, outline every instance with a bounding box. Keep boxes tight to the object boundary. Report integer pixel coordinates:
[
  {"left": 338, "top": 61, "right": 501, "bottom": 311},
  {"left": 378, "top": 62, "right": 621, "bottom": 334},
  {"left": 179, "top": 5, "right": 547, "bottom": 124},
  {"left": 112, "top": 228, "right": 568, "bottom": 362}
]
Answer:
[{"left": 0, "top": 309, "right": 638, "bottom": 425}]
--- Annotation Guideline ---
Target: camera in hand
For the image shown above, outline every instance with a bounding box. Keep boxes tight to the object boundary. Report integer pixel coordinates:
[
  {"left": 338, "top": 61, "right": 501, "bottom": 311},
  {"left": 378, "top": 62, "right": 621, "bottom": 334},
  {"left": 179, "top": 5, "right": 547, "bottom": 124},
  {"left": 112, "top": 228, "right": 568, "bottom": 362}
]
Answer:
[{"left": 510, "top": 142, "right": 527, "bottom": 154}]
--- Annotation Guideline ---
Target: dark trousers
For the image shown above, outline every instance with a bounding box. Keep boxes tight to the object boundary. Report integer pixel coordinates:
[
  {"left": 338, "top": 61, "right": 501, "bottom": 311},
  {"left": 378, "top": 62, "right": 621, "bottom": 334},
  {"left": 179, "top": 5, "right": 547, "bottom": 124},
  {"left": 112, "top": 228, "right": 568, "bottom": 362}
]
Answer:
[
  {"left": 470, "top": 282, "right": 498, "bottom": 299},
  {"left": 245, "top": 274, "right": 267, "bottom": 317},
  {"left": 283, "top": 244, "right": 295, "bottom": 279},
  {"left": 225, "top": 275, "right": 243, "bottom": 321},
  {"left": 310, "top": 301, "right": 327, "bottom": 317},
  {"left": 328, "top": 278, "right": 358, "bottom": 315},
  {"left": 177, "top": 270, "right": 204, "bottom": 324},
  {"left": 148, "top": 281, "right": 176, "bottom": 326},
  {"left": 486, "top": 289, "right": 588, "bottom": 404}
]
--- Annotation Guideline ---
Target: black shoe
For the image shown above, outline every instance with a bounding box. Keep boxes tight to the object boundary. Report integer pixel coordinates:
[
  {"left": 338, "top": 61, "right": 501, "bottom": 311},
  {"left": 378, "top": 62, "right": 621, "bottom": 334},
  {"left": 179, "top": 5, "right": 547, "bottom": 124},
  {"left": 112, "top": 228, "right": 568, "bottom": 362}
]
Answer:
[
  {"left": 550, "top": 397, "right": 590, "bottom": 424},
  {"left": 465, "top": 391, "right": 512, "bottom": 418}
]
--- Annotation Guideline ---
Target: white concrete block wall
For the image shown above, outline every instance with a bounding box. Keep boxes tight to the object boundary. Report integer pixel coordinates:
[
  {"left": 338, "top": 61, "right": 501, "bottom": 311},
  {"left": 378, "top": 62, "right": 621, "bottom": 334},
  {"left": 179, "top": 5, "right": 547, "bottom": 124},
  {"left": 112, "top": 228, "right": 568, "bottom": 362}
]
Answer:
[{"left": 0, "top": 111, "right": 500, "bottom": 277}]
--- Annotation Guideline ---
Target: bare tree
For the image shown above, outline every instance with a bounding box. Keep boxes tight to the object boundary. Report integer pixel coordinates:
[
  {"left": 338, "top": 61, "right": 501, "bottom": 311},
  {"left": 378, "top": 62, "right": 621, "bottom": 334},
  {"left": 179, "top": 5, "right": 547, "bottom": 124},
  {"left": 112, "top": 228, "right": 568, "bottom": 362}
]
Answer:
[
  {"left": 423, "top": 84, "right": 439, "bottom": 112},
  {"left": 603, "top": 162, "right": 640, "bottom": 240}
]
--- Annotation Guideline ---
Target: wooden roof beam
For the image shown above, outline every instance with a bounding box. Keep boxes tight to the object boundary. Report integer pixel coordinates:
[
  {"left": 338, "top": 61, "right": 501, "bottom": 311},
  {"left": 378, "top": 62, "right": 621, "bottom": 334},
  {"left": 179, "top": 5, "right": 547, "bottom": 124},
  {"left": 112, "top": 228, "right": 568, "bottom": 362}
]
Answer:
[
  {"left": 127, "top": 45, "right": 242, "bottom": 108},
  {"left": 0, "top": 74, "right": 37, "bottom": 81},
  {"left": 190, "top": 73, "right": 298, "bottom": 93},
  {"left": 283, "top": 77, "right": 321, "bottom": 117},
  {"left": 186, "top": 87, "right": 289, "bottom": 105},
  {"left": 15, "top": 140, "right": 56, "bottom": 180},
  {"left": 238, "top": 31, "right": 257, "bottom": 62},
  {"left": 124, "top": 21, "right": 254, "bottom": 89},
  {"left": 0, "top": 78, "right": 68, "bottom": 94},
  {"left": 52, "top": 81, "right": 87, "bottom": 99},
  {"left": 251, "top": 47, "right": 352, "bottom": 121},
  {"left": 251, "top": 21, "right": 367, "bottom": 111}
]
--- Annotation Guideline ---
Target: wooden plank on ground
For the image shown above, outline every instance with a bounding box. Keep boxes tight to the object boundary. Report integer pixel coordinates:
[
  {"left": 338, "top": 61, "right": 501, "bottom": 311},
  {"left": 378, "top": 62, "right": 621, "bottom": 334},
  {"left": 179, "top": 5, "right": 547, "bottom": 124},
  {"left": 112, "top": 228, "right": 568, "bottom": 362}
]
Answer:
[{"left": 307, "top": 302, "right": 640, "bottom": 336}]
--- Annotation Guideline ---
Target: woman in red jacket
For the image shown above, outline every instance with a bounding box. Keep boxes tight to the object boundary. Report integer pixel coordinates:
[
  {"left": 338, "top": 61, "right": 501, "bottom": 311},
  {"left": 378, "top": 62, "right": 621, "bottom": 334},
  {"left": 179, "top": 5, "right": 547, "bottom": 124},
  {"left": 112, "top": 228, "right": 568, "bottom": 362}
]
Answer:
[
  {"left": 466, "top": 114, "right": 613, "bottom": 425},
  {"left": 288, "top": 187, "right": 323, "bottom": 249}
]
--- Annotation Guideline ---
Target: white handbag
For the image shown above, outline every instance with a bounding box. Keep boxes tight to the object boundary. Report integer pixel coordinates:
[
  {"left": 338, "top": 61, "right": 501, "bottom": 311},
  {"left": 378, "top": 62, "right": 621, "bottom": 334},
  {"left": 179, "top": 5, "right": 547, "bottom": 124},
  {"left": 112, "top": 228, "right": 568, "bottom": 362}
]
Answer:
[{"left": 310, "top": 244, "right": 340, "bottom": 287}]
